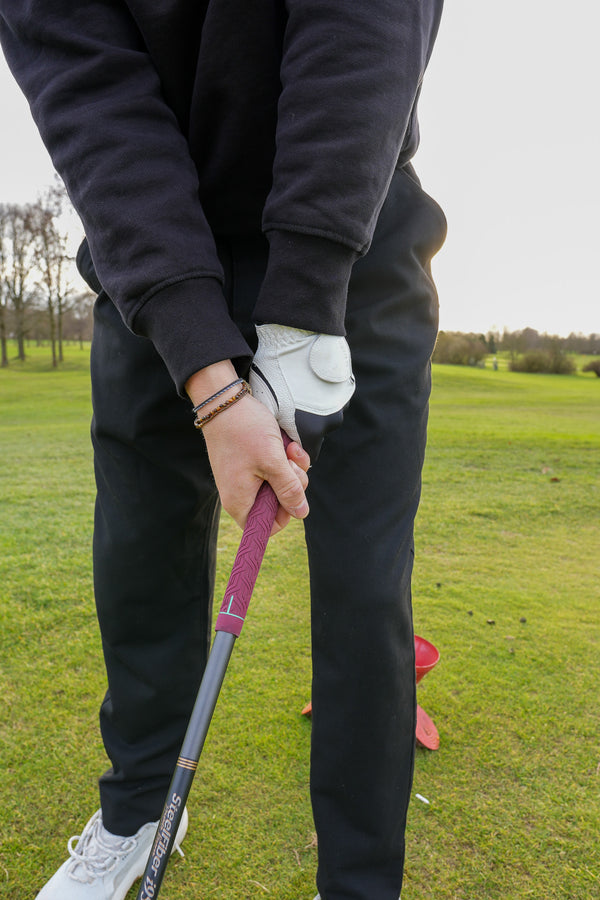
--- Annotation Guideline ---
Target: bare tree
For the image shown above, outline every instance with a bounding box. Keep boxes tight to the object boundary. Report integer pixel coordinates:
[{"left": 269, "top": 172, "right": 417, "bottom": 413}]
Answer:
[
  {"left": 64, "top": 290, "right": 95, "bottom": 347},
  {"left": 0, "top": 205, "right": 10, "bottom": 367},
  {"left": 2, "top": 203, "right": 37, "bottom": 361},
  {"left": 31, "top": 183, "right": 74, "bottom": 366}
]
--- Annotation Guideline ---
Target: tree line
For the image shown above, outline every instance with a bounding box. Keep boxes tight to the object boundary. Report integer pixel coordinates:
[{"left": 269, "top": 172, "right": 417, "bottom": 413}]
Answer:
[
  {"left": 2, "top": 184, "right": 597, "bottom": 374},
  {"left": 0, "top": 183, "right": 95, "bottom": 368},
  {"left": 433, "top": 328, "right": 599, "bottom": 374}
]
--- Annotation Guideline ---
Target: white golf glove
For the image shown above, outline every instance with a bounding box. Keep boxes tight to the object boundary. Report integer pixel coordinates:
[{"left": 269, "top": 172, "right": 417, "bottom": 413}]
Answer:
[{"left": 249, "top": 324, "right": 356, "bottom": 461}]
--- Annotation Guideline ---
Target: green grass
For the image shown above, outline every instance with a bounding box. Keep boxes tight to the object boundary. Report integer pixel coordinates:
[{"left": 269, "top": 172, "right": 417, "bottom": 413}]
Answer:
[
  {"left": 1, "top": 346, "right": 599, "bottom": 899},
  {"left": 408, "top": 365, "right": 599, "bottom": 899}
]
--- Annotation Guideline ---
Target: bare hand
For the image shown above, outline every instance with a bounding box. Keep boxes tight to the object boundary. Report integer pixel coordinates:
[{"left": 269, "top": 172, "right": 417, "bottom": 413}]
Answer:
[{"left": 186, "top": 363, "right": 310, "bottom": 533}]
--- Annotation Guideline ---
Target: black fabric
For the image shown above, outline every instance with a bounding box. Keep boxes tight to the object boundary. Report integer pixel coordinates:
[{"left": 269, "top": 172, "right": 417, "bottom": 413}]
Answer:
[
  {"left": 90, "top": 297, "right": 221, "bottom": 830},
  {"left": 307, "top": 166, "right": 445, "bottom": 899},
  {"left": 76, "top": 239, "right": 102, "bottom": 295},
  {"left": 0, "top": 0, "right": 444, "bottom": 387},
  {"left": 90, "top": 166, "right": 446, "bottom": 898}
]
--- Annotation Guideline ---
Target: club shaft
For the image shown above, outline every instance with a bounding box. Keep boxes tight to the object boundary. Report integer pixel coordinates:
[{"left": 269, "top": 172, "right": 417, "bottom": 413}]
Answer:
[
  {"left": 135, "top": 631, "right": 236, "bottom": 900},
  {"left": 136, "top": 468, "right": 283, "bottom": 899}
]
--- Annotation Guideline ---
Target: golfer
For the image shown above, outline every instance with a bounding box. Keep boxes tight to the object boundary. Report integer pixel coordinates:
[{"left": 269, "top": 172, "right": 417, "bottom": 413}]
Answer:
[{"left": 0, "top": 2, "right": 446, "bottom": 898}]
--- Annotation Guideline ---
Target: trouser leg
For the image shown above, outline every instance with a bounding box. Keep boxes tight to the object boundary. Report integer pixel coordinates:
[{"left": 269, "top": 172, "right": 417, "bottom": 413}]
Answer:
[
  {"left": 91, "top": 293, "right": 220, "bottom": 835},
  {"left": 307, "top": 166, "right": 446, "bottom": 900},
  {"left": 90, "top": 237, "right": 268, "bottom": 836}
]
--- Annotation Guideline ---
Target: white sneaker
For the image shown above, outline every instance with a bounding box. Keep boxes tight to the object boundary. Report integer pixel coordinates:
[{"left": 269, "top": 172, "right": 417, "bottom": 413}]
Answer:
[
  {"left": 314, "top": 895, "right": 400, "bottom": 899},
  {"left": 36, "top": 806, "right": 188, "bottom": 899}
]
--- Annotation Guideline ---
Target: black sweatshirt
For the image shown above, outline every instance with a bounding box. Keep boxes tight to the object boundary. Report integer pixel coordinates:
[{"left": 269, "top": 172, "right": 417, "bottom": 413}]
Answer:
[{"left": 0, "top": 1, "right": 443, "bottom": 393}]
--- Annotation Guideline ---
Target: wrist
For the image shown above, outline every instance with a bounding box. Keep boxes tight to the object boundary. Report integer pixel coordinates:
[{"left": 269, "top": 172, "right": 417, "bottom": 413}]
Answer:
[
  {"left": 185, "top": 360, "right": 238, "bottom": 408},
  {"left": 193, "top": 380, "right": 251, "bottom": 430}
]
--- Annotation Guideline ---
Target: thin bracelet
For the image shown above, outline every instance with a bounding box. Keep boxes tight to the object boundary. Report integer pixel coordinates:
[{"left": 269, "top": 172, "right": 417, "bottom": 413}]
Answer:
[
  {"left": 193, "top": 382, "right": 251, "bottom": 430},
  {"left": 192, "top": 377, "right": 245, "bottom": 414}
]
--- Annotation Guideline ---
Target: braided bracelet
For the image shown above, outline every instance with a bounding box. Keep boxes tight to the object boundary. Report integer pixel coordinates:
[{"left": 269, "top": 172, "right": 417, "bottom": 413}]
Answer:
[
  {"left": 192, "top": 377, "right": 245, "bottom": 414},
  {"left": 193, "top": 381, "right": 251, "bottom": 430}
]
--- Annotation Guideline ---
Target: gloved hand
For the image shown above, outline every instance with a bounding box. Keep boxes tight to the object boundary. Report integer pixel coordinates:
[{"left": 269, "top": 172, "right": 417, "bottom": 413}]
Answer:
[{"left": 249, "top": 324, "right": 356, "bottom": 462}]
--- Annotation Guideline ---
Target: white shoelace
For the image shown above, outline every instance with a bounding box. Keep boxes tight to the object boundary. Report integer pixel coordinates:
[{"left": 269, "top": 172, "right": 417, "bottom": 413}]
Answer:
[{"left": 65, "top": 811, "right": 139, "bottom": 884}]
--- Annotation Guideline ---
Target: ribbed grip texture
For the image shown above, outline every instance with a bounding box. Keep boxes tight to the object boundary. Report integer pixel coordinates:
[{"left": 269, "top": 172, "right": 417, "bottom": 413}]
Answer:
[{"left": 215, "top": 480, "right": 279, "bottom": 636}]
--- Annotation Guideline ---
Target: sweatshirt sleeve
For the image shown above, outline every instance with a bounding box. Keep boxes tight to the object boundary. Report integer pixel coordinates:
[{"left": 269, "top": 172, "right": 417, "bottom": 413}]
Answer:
[
  {"left": 0, "top": 1, "right": 252, "bottom": 393},
  {"left": 254, "top": 0, "right": 443, "bottom": 334}
]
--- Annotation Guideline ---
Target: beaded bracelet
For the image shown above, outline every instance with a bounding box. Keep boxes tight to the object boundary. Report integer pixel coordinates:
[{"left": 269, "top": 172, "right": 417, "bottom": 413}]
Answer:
[
  {"left": 192, "top": 377, "right": 245, "bottom": 414},
  {"left": 193, "top": 381, "right": 251, "bottom": 430}
]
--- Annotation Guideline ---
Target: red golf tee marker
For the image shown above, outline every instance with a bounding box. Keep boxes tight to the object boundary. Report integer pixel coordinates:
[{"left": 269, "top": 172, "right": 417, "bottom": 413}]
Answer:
[{"left": 215, "top": 480, "right": 279, "bottom": 636}]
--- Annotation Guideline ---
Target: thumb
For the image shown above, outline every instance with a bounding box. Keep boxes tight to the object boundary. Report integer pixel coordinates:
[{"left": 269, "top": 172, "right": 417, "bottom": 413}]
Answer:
[{"left": 265, "top": 458, "right": 309, "bottom": 520}]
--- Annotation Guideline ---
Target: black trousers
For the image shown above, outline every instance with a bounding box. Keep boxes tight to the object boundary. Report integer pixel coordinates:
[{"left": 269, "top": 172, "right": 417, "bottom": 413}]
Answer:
[{"left": 90, "top": 165, "right": 446, "bottom": 900}]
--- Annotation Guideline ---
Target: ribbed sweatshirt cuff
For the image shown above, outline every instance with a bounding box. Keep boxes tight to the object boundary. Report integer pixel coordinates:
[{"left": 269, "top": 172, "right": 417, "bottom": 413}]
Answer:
[
  {"left": 253, "top": 230, "right": 359, "bottom": 335},
  {"left": 133, "top": 276, "right": 252, "bottom": 396}
]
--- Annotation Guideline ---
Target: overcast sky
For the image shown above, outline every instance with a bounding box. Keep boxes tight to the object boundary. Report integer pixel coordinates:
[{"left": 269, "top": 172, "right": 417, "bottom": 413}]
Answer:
[{"left": 1, "top": 0, "right": 598, "bottom": 337}]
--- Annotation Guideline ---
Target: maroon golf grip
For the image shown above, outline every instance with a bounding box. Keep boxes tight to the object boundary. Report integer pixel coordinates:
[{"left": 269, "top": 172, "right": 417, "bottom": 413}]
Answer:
[{"left": 215, "top": 479, "right": 279, "bottom": 636}]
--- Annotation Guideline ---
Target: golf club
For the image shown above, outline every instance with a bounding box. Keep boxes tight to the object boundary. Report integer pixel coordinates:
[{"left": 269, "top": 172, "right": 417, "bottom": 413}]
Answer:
[{"left": 136, "top": 475, "right": 281, "bottom": 900}]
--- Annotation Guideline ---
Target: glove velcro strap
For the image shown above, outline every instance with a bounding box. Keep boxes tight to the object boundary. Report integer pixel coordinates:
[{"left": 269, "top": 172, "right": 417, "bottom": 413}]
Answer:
[{"left": 309, "top": 334, "right": 353, "bottom": 383}]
